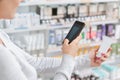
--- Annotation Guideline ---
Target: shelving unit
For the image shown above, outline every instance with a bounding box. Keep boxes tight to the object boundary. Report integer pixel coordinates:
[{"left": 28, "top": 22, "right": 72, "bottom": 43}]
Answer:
[
  {"left": 46, "top": 39, "right": 118, "bottom": 56},
  {"left": 1, "top": 0, "right": 120, "bottom": 58},
  {"left": 20, "top": 0, "right": 119, "bottom": 6},
  {"left": 3, "top": 19, "right": 119, "bottom": 34},
  {"left": 0, "top": 0, "right": 119, "bottom": 80}
]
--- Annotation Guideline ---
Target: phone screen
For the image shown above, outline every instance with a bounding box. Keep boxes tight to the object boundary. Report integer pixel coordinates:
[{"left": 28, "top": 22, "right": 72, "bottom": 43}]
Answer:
[{"left": 65, "top": 21, "right": 85, "bottom": 44}]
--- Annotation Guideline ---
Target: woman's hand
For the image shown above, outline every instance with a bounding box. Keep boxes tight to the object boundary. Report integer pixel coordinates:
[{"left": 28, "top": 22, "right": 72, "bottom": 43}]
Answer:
[
  {"left": 62, "top": 36, "right": 81, "bottom": 57},
  {"left": 90, "top": 48, "right": 112, "bottom": 67}
]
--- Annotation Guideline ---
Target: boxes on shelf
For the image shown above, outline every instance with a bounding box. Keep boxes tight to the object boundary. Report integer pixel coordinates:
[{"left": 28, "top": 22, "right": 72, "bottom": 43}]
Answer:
[
  {"left": 106, "top": 2, "right": 119, "bottom": 19},
  {"left": 4, "top": 13, "right": 40, "bottom": 29},
  {"left": 89, "top": 3, "right": 98, "bottom": 16},
  {"left": 79, "top": 4, "right": 88, "bottom": 17},
  {"left": 67, "top": 5, "right": 78, "bottom": 18},
  {"left": 111, "top": 43, "right": 118, "bottom": 55},
  {"left": 98, "top": 3, "right": 106, "bottom": 15},
  {"left": 48, "top": 30, "right": 56, "bottom": 48},
  {"left": 115, "top": 25, "right": 120, "bottom": 40},
  {"left": 117, "top": 43, "right": 120, "bottom": 55},
  {"left": 106, "top": 24, "right": 116, "bottom": 37}
]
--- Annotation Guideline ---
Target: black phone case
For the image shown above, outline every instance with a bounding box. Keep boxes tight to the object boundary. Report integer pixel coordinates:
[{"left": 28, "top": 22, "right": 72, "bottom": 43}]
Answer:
[{"left": 64, "top": 21, "right": 85, "bottom": 44}]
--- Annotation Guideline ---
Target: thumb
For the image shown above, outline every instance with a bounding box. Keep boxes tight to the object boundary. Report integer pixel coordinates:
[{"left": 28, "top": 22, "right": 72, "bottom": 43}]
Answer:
[{"left": 63, "top": 39, "right": 69, "bottom": 45}]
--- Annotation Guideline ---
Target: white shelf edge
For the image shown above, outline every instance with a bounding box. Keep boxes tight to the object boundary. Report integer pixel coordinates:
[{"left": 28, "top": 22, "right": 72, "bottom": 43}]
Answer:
[
  {"left": 91, "top": 20, "right": 119, "bottom": 25},
  {"left": 20, "top": 0, "right": 119, "bottom": 6}
]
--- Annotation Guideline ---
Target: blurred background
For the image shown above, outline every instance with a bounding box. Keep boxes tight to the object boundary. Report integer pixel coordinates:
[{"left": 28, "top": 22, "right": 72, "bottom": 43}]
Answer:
[{"left": 0, "top": 0, "right": 120, "bottom": 80}]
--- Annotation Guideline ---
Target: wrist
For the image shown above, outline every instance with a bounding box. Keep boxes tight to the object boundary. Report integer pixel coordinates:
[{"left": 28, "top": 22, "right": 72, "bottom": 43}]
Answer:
[{"left": 63, "top": 52, "right": 76, "bottom": 57}]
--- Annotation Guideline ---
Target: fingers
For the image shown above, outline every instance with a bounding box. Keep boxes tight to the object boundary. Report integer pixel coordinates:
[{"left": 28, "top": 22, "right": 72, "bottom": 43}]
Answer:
[
  {"left": 91, "top": 47, "right": 112, "bottom": 67},
  {"left": 91, "top": 49, "right": 98, "bottom": 59},
  {"left": 63, "top": 39, "right": 69, "bottom": 46},
  {"left": 101, "top": 57, "right": 107, "bottom": 62},
  {"left": 102, "top": 47, "right": 112, "bottom": 58},
  {"left": 107, "top": 48, "right": 112, "bottom": 52},
  {"left": 106, "top": 48, "right": 112, "bottom": 55},
  {"left": 96, "top": 53, "right": 110, "bottom": 63},
  {"left": 71, "top": 35, "right": 81, "bottom": 45}
]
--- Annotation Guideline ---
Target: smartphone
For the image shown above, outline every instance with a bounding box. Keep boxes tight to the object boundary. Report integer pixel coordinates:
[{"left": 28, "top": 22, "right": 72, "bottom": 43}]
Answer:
[{"left": 64, "top": 21, "right": 85, "bottom": 44}]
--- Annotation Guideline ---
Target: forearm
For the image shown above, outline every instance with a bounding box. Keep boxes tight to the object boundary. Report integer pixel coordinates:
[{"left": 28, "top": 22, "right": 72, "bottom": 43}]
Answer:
[
  {"left": 54, "top": 54, "right": 75, "bottom": 80},
  {"left": 24, "top": 51, "right": 91, "bottom": 72},
  {"left": 74, "top": 54, "right": 91, "bottom": 71}
]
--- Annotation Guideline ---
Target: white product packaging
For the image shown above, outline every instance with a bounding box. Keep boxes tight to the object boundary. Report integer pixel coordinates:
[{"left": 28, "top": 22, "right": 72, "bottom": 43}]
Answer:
[{"left": 96, "top": 36, "right": 113, "bottom": 58}]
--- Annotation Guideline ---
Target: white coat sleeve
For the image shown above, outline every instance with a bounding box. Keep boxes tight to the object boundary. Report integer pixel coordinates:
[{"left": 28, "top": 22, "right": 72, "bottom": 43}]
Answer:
[
  {"left": 23, "top": 52, "right": 91, "bottom": 72},
  {"left": 23, "top": 51, "right": 91, "bottom": 80},
  {"left": 0, "top": 45, "right": 28, "bottom": 80}
]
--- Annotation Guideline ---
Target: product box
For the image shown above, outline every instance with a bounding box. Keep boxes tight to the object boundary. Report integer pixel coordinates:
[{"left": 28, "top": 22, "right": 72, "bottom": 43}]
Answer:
[
  {"left": 91, "top": 25, "right": 97, "bottom": 40},
  {"left": 98, "top": 3, "right": 106, "bottom": 15},
  {"left": 89, "top": 3, "right": 98, "bottom": 16},
  {"left": 96, "top": 24, "right": 107, "bottom": 40},
  {"left": 117, "top": 43, "right": 120, "bottom": 55},
  {"left": 68, "top": 5, "right": 77, "bottom": 18},
  {"left": 79, "top": 4, "right": 88, "bottom": 17},
  {"left": 55, "top": 29, "right": 63, "bottom": 46},
  {"left": 48, "top": 30, "right": 56, "bottom": 47},
  {"left": 106, "top": 3, "right": 118, "bottom": 19},
  {"left": 96, "top": 25, "right": 102, "bottom": 40},
  {"left": 57, "top": 6, "right": 66, "bottom": 18},
  {"left": 106, "top": 24, "right": 115, "bottom": 37},
  {"left": 101, "top": 64, "right": 118, "bottom": 80},
  {"left": 112, "top": 3, "right": 119, "bottom": 19},
  {"left": 111, "top": 43, "right": 117, "bottom": 55},
  {"left": 41, "top": 6, "right": 52, "bottom": 19},
  {"left": 86, "top": 26, "right": 97, "bottom": 41}
]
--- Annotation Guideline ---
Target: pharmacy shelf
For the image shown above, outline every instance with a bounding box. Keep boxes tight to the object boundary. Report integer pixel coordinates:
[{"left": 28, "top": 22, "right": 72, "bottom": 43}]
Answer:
[
  {"left": 3, "top": 19, "right": 119, "bottom": 34},
  {"left": 46, "top": 39, "right": 117, "bottom": 56},
  {"left": 3, "top": 25, "right": 48, "bottom": 33},
  {"left": 2, "top": 23, "right": 72, "bottom": 34},
  {"left": 20, "top": 0, "right": 119, "bottom": 6},
  {"left": 46, "top": 42, "right": 101, "bottom": 56}
]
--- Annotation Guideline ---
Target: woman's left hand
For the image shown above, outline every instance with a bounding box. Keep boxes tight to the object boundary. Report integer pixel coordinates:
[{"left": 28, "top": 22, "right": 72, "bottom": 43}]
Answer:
[{"left": 90, "top": 48, "right": 112, "bottom": 67}]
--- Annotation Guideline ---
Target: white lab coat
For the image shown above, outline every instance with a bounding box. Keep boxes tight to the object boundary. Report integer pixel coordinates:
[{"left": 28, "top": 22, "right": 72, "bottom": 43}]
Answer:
[{"left": 0, "top": 30, "right": 90, "bottom": 80}]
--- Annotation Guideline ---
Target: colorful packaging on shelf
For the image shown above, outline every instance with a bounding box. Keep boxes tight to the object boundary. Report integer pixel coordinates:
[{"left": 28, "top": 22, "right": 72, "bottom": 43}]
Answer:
[
  {"left": 106, "top": 24, "right": 115, "bottom": 37},
  {"left": 96, "top": 25, "right": 102, "bottom": 40},
  {"left": 92, "top": 68, "right": 108, "bottom": 80},
  {"left": 111, "top": 43, "right": 118, "bottom": 55},
  {"left": 101, "top": 64, "right": 118, "bottom": 80},
  {"left": 101, "top": 24, "right": 106, "bottom": 40},
  {"left": 117, "top": 43, "right": 120, "bottom": 55}
]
